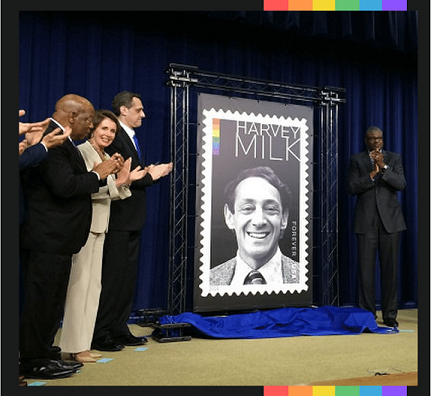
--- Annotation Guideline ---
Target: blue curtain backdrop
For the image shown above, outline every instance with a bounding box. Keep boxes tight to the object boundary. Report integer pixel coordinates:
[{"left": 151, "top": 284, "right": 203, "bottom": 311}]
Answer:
[{"left": 18, "top": 11, "right": 418, "bottom": 315}]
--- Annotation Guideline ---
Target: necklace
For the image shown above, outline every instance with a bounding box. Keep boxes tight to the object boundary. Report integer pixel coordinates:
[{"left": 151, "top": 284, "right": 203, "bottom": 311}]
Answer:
[{"left": 89, "top": 139, "right": 107, "bottom": 162}]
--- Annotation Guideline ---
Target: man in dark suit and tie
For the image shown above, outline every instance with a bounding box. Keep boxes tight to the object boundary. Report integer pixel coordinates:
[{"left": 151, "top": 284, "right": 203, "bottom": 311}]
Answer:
[
  {"left": 91, "top": 91, "right": 172, "bottom": 351},
  {"left": 19, "top": 94, "right": 123, "bottom": 380},
  {"left": 348, "top": 126, "right": 406, "bottom": 328}
]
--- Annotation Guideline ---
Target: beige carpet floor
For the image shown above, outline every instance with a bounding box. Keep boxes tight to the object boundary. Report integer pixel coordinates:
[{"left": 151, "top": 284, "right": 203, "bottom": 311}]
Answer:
[{"left": 25, "top": 308, "right": 418, "bottom": 387}]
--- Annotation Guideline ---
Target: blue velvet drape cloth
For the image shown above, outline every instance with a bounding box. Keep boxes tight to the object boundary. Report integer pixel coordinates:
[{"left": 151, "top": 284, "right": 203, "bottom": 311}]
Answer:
[
  {"left": 159, "top": 306, "right": 397, "bottom": 338},
  {"left": 19, "top": 11, "right": 418, "bottom": 312}
]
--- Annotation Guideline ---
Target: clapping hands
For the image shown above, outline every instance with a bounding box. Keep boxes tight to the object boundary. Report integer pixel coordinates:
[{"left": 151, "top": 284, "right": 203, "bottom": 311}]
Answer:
[
  {"left": 19, "top": 110, "right": 71, "bottom": 155},
  {"left": 115, "top": 158, "right": 148, "bottom": 187},
  {"left": 147, "top": 162, "right": 173, "bottom": 181},
  {"left": 93, "top": 153, "right": 125, "bottom": 180}
]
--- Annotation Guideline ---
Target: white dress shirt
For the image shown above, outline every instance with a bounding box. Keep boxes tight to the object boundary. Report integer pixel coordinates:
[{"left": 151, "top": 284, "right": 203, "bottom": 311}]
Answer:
[
  {"left": 118, "top": 120, "right": 138, "bottom": 150},
  {"left": 230, "top": 248, "right": 284, "bottom": 286}
]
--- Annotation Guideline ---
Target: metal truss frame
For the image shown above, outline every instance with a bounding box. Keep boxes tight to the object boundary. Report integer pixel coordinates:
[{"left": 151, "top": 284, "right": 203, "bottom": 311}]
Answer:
[{"left": 166, "top": 63, "right": 345, "bottom": 315}]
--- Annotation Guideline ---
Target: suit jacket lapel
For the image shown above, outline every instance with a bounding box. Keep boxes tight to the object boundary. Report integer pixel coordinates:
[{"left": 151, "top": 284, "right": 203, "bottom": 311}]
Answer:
[
  {"left": 362, "top": 151, "right": 373, "bottom": 172},
  {"left": 66, "top": 138, "right": 87, "bottom": 172},
  {"left": 120, "top": 128, "right": 141, "bottom": 165}
]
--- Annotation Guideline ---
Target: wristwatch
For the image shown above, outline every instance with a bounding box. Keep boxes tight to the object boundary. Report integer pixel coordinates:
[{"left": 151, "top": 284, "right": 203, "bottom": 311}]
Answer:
[{"left": 382, "top": 164, "right": 389, "bottom": 172}]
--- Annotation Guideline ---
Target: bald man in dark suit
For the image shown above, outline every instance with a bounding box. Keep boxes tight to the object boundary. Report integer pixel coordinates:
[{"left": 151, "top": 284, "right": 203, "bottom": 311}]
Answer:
[{"left": 19, "top": 94, "right": 123, "bottom": 380}]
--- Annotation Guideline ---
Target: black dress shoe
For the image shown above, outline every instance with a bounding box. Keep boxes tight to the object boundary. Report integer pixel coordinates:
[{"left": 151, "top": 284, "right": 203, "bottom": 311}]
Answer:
[
  {"left": 114, "top": 333, "right": 147, "bottom": 346},
  {"left": 383, "top": 319, "right": 399, "bottom": 327},
  {"left": 91, "top": 336, "right": 125, "bottom": 351},
  {"left": 20, "top": 359, "right": 77, "bottom": 380},
  {"left": 53, "top": 359, "right": 83, "bottom": 370}
]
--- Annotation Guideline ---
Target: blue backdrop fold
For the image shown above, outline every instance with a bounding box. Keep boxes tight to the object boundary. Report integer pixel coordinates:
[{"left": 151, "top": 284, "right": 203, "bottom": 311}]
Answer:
[{"left": 159, "top": 306, "right": 397, "bottom": 338}]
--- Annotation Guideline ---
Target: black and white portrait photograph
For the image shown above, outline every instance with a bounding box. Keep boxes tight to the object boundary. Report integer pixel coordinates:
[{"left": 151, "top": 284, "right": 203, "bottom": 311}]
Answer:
[{"left": 195, "top": 94, "right": 313, "bottom": 310}]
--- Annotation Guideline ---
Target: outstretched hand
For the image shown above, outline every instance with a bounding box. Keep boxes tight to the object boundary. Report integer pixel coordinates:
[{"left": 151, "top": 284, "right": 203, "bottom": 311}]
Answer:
[
  {"left": 128, "top": 165, "right": 148, "bottom": 183},
  {"left": 19, "top": 126, "right": 71, "bottom": 155},
  {"left": 41, "top": 126, "right": 71, "bottom": 149},
  {"left": 19, "top": 109, "right": 50, "bottom": 136},
  {"left": 147, "top": 162, "right": 173, "bottom": 181},
  {"left": 115, "top": 158, "right": 148, "bottom": 187}
]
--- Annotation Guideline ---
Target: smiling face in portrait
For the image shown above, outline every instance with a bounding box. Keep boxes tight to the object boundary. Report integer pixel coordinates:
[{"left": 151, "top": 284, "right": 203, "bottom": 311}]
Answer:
[
  {"left": 224, "top": 176, "right": 288, "bottom": 270},
  {"left": 91, "top": 117, "right": 117, "bottom": 151}
]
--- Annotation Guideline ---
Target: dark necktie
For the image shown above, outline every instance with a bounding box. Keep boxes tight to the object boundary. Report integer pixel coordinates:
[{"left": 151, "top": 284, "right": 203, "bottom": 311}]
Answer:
[
  {"left": 244, "top": 270, "right": 267, "bottom": 285},
  {"left": 132, "top": 134, "right": 142, "bottom": 162}
]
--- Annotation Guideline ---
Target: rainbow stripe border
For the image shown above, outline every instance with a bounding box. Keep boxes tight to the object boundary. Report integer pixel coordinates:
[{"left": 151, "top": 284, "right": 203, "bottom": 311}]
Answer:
[
  {"left": 264, "top": 385, "right": 407, "bottom": 396},
  {"left": 263, "top": 0, "right": 407, "bottom": 11},
  {"left": 212, "top": 118, "right": 220, "bottom": 156}
]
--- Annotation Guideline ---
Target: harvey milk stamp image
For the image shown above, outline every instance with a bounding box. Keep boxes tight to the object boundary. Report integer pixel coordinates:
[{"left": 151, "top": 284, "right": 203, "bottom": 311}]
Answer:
[{"left": 195, "top": 94, "right": 312, "bottom": 299}]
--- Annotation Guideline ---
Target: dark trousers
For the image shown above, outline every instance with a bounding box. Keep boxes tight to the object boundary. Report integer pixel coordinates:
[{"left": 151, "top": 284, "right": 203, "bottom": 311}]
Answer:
[
  {"left": 93, "top": 230, "right": 141, "bottom": 341},
  {"left": 357, "top": 215, "right": 400, "bottom": 321},
  {"left": 19, "top": 249, "right": 72, "bottom": 362}
]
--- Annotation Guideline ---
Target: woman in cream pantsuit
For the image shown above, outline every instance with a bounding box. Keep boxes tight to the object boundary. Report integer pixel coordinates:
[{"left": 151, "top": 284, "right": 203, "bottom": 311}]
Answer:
[{"left": 59, "top": 110, "right": 146, "bottom": 363}]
